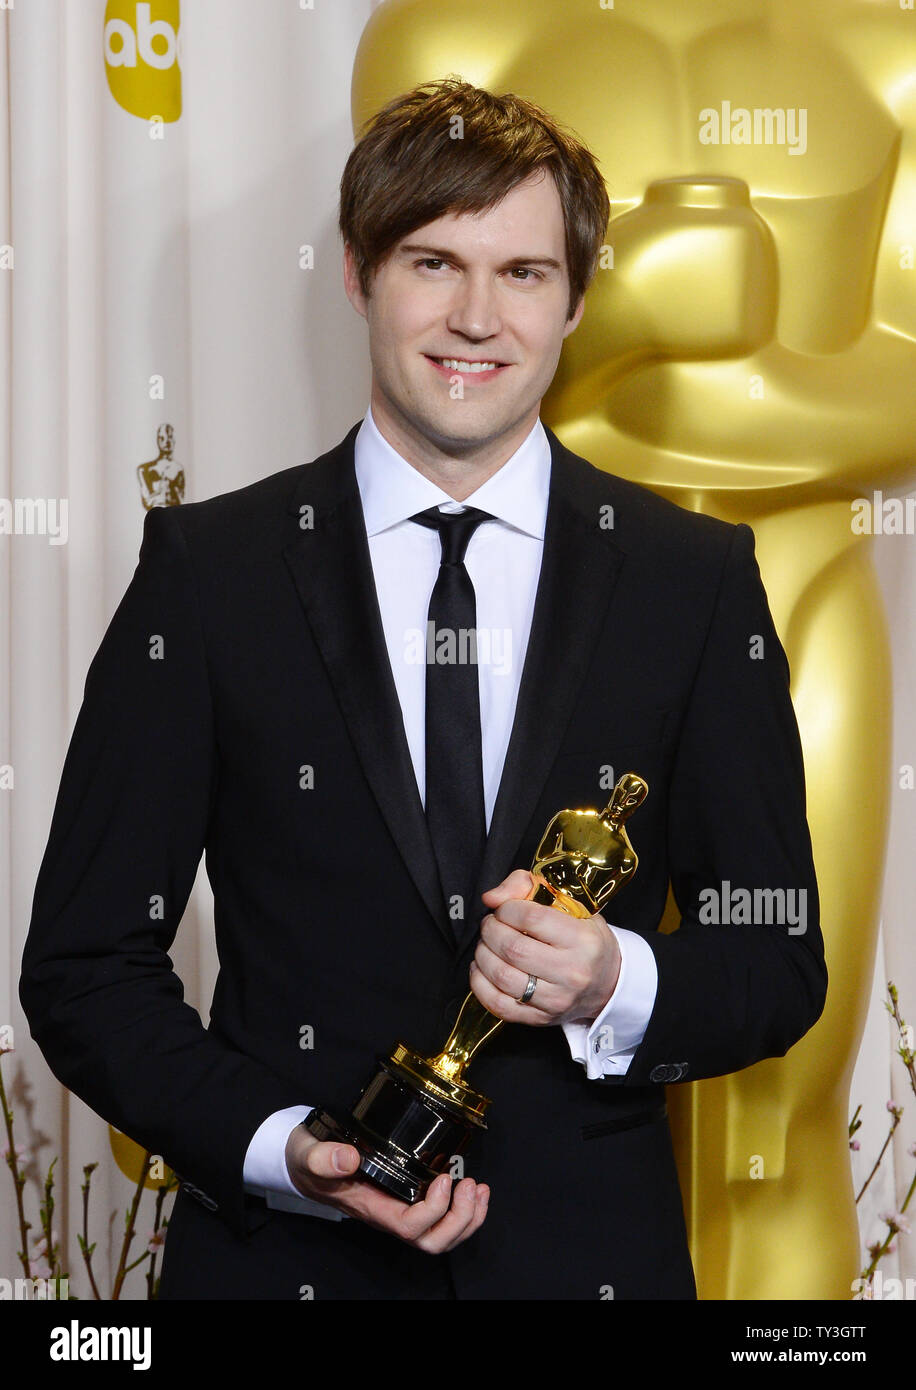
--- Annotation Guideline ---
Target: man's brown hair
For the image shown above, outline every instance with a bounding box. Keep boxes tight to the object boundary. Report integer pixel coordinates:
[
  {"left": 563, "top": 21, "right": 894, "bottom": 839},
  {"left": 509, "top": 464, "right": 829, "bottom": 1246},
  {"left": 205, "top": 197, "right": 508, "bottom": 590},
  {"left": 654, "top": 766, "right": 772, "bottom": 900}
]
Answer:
[{"left": 339, "top": 78, "right": 610, "bottom": 320}]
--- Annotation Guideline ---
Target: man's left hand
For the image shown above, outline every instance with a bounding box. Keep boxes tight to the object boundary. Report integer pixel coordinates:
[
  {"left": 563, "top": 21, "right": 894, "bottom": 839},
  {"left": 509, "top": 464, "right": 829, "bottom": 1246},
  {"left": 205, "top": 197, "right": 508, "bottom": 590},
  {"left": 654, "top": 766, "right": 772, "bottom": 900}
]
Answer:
[{"left": 470, "top": 870, "right": 621, "bottom": 1027}]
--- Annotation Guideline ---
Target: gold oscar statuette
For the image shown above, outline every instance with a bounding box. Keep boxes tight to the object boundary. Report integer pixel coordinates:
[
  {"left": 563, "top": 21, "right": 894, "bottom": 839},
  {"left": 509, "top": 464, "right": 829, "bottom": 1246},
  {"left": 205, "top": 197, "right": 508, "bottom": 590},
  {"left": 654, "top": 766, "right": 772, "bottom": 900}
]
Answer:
[{"left": 306, "top": 772, "right": 648, "bottom": 1202}]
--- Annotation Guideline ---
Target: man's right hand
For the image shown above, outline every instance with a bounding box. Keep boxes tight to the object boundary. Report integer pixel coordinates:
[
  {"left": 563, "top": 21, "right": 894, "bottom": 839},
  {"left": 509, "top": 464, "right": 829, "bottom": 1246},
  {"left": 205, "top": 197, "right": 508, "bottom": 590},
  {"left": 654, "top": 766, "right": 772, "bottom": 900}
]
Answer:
[{"left": 284, "top": 1124, "right": 489, "bottom": 1253}]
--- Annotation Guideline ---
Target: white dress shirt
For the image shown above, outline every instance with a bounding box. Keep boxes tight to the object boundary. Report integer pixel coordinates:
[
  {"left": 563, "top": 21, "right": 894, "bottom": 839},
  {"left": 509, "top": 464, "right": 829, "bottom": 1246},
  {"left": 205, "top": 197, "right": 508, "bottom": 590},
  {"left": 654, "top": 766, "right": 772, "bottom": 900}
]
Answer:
[{"left": 243, "top": 407, "right": 658, "bottom": 1205}]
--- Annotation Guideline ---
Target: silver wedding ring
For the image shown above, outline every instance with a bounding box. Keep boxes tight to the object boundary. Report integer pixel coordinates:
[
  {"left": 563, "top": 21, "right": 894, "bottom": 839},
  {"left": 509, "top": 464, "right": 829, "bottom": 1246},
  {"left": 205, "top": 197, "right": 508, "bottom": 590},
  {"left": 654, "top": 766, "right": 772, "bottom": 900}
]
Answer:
[{"left": 518, "top": 974, "right": 538, "bottom": 1005}]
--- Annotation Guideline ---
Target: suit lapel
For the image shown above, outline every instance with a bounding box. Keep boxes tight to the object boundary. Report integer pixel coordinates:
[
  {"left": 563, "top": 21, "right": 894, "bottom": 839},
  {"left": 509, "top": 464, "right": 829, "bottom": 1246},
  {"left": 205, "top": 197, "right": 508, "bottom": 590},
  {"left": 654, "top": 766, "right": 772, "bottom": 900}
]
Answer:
[
  {"left": 282, "top": 424, "right": 451, "bottom": 945},
  {"left": 281, "top": 422, "right": 626, "bottom": 956}
]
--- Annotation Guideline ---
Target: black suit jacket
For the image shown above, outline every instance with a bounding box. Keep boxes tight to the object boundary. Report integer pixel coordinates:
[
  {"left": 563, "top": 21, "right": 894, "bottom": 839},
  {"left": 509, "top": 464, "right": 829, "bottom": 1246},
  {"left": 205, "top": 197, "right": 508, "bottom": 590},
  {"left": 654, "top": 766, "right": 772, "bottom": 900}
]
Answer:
[{"left": 20, "top": 422, "right": 826, "bottom": 1299}]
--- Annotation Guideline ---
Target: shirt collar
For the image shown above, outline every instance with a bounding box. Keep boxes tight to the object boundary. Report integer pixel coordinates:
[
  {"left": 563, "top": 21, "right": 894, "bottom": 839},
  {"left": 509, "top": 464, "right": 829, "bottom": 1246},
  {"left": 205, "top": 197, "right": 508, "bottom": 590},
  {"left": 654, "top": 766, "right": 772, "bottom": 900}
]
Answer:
[{"left": 354, "top": 404, "right": 550, "bottom": 540}]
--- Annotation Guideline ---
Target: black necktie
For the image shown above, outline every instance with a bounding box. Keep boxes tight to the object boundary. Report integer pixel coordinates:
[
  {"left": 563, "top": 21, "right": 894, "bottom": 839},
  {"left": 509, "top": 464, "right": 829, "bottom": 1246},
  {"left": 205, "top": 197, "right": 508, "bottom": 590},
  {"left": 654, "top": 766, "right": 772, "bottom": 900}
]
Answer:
[{"left": 411, "top": 506, "right": 495, "bottom": 936}]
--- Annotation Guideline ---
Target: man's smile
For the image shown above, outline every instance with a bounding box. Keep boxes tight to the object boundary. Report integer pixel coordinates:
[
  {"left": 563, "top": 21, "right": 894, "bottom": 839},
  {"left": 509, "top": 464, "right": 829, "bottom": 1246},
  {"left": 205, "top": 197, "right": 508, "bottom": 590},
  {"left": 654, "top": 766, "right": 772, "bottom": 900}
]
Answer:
[{"left": 423, "top": 354, "right": 512, "bottom": 383}]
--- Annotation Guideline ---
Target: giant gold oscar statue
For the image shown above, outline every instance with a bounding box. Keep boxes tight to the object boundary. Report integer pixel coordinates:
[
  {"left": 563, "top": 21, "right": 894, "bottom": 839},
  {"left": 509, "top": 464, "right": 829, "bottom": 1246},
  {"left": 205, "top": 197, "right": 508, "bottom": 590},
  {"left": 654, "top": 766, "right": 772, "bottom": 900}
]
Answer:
[{"left": 351, "top": 0, "right": 916, "bottom": 1297}]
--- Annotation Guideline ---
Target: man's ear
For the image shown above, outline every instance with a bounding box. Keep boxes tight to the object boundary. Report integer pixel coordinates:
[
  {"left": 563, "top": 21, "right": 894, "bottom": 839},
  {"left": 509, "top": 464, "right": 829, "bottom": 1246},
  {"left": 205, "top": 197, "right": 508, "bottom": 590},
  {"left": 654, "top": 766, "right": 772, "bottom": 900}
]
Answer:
[
  {"left": 343, "top": 243, "right": 369, "bottom": 319},
  {"left": 563, "top": 294, "right": 586, "bottom": 338}
]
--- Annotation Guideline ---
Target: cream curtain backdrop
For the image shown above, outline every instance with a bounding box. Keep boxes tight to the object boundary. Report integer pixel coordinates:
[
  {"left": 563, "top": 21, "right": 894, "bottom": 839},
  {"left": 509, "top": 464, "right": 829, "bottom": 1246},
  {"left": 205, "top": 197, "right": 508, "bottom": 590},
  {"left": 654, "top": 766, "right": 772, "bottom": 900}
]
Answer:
[
  {"left": 0, "top": 0, "right": 913, "bottom": 1299},
  {"left": 1, "top": 0, "right": 376, "bottom": 1299}
]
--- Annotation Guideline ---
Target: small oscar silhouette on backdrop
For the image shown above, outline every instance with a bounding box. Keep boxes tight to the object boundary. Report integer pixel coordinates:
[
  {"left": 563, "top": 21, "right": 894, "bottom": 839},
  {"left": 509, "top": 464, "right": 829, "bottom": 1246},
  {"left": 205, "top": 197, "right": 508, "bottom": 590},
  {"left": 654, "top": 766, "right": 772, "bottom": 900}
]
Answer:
[{"left": 307, "top": 772, "right": 649, "bottom": 1202}]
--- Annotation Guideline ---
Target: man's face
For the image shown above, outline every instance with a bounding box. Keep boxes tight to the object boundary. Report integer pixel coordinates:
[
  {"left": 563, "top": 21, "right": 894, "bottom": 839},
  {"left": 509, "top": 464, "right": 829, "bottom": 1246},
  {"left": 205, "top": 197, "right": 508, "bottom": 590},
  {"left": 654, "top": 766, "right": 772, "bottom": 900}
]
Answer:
[{"left": 343, "top": 171, "right": 584, "bottom": 462}]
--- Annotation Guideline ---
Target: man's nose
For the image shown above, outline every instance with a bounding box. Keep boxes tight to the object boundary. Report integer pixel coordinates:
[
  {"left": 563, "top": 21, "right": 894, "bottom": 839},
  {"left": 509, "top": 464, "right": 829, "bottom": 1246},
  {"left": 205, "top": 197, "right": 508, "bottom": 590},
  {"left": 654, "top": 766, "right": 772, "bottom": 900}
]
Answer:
[{"left": 446, "top": 272, "right": 502, "bottom": 342}]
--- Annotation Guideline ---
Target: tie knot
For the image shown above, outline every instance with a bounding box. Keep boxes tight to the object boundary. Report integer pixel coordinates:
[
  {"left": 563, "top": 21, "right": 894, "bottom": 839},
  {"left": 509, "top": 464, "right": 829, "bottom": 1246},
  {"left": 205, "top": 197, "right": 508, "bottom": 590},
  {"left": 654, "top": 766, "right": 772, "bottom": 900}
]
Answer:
[{"left": 410, "top": 506, "right": 495, "bottom": 566}]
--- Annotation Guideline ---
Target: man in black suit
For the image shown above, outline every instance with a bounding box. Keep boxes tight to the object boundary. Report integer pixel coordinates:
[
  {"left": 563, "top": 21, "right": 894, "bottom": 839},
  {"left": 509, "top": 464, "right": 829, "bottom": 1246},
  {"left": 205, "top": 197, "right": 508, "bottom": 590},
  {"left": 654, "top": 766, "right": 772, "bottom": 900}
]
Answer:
[{"left": 20, "top": 79, "right": 826, "bottom": 1300}]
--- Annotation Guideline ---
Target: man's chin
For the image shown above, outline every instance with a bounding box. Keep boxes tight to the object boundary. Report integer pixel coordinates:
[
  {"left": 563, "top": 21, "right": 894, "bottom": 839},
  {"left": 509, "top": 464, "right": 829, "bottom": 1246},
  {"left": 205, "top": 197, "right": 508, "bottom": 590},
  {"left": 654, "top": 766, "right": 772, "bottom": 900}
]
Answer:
[{"left": 403, "top": 404, "right": 529, "bottom": 456}]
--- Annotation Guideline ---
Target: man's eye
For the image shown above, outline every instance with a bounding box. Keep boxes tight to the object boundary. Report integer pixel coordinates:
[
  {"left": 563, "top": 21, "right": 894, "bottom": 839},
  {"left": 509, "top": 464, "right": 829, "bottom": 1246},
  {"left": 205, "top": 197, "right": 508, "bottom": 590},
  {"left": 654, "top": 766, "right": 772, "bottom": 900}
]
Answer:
[
  {"left": 418, "top": 258, "right": 446, "bottom": 270},
  {"left": 509, "top": 268, "right": 539, "bottom": 281}
]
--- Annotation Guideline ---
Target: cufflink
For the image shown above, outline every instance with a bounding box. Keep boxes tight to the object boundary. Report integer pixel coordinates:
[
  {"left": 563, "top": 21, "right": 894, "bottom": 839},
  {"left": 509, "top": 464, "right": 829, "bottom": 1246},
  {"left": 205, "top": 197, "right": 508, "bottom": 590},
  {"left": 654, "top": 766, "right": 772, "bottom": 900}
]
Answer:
[
  {"left": 649, "top": 1062, "right": 689, "bottom": 1083},
  {"left": 180, "top": 1179, "right": 219, "bottom": 1211}
]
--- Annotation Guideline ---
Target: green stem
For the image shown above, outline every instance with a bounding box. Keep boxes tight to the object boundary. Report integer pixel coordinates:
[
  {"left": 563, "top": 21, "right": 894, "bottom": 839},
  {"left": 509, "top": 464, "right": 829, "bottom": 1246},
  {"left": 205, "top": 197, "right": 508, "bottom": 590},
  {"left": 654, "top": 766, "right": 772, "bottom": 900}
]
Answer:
[
  {"left": 855, "top": 1113, "right": 899, "bottom": 1204},
  {"left": 0, "top": 1052, "right": 32, "bottom": 1279},
  {"left": 79, "top": 1163, "right": 102, "bottom": 1301},
  {"left": 887, "top": 984, "right": 916, "bottom": 1098},
  {"left": 146, "top": 1177, "right": 174, "bottom": 1300},
  {"left": 110, "top": 1151, "right": 152, "bottom": 1301}
]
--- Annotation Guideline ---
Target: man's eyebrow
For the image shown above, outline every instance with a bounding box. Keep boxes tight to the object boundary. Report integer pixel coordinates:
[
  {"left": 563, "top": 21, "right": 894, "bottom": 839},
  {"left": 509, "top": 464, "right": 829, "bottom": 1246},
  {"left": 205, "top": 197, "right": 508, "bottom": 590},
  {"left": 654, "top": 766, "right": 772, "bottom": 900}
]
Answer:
[{"left": 396, "top": 243, "right": 563, "bottom": 271}]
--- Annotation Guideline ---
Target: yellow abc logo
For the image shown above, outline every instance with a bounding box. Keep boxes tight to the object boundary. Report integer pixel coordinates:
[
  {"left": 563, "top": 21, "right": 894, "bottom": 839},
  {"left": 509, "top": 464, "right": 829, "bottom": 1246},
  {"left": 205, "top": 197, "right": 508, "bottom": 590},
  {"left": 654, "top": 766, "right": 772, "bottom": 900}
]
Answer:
[{"left": 104, "top": 1, "right": 182, "bottom": 123}]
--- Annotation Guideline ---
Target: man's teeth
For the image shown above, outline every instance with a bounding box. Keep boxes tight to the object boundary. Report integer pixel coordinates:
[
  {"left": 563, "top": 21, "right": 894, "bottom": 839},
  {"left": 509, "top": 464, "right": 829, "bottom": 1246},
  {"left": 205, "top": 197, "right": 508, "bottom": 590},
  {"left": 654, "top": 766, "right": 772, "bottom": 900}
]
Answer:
[{"left": 437, "top": 358, "right": 501, "bottom": 373}]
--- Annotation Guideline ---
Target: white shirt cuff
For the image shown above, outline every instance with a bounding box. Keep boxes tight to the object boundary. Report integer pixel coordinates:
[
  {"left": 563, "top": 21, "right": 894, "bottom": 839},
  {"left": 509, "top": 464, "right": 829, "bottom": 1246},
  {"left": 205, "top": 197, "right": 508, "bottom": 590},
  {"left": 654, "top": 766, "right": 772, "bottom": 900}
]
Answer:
[
  {"left": 561, "top": 925, "right": 658, "bottom": 1080},
  {"left": 242, "top": 1104, "right": 314, "bottom": 1195}
]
